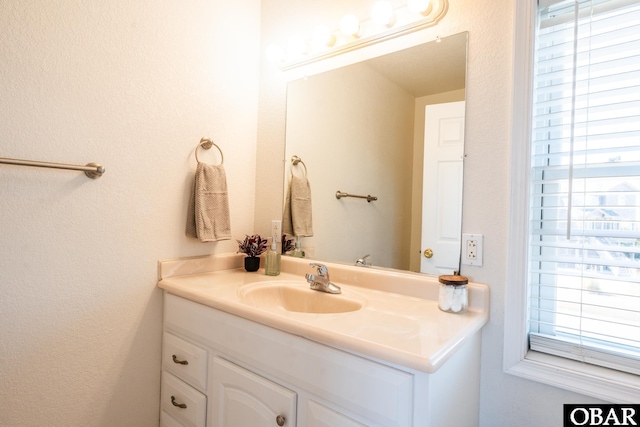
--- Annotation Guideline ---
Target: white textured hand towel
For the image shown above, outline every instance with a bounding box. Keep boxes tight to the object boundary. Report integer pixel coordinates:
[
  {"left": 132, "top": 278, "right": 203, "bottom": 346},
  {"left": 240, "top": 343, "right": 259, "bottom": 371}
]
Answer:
[
  {"left": 186, "top": 162, "right": 231, "bottom": 242},
  {"left": 282, "top": 175, "right": 313, "bottom": 237}
]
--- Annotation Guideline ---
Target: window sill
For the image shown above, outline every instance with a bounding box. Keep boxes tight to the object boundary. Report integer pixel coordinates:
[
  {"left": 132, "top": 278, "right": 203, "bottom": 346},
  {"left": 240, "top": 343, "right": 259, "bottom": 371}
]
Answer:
[{"left": 504, "top": 350, "right": 640, "bottom": 403}]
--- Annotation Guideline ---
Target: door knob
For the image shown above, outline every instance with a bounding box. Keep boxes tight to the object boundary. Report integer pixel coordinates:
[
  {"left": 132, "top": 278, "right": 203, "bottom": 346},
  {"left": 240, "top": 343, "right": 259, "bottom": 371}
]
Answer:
[
  {"left": 423, "top": 248, "right": 434, "bottom": 258},
  {"left": 276, "top": 415, "right": 286, "bottom": 426}
]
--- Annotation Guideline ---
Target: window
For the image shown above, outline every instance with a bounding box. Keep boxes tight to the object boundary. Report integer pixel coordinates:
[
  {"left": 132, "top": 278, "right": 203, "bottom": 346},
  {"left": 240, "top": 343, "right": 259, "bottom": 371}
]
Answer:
[
  {"left": 529, "top": 0, "right": 640, "bottom": 375},
  {"left": 505, "top": 0, "right": 640, "bottom": 402}
]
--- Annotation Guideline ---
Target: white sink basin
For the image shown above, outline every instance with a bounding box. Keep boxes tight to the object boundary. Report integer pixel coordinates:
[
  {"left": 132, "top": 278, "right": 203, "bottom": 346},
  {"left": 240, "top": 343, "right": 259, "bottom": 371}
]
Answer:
[{"left": 238, "top": 282, "right": 363, "bottom": 314}]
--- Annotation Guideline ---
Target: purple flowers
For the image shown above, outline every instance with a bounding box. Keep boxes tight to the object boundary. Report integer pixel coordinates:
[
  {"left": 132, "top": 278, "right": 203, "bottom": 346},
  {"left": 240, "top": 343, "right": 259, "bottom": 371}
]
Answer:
[
  {"left": 281, "top": 234, "right": 294, "bottom": 254},
  {"left": 237, "top": 234, "right": 268, "bottom": 257}
]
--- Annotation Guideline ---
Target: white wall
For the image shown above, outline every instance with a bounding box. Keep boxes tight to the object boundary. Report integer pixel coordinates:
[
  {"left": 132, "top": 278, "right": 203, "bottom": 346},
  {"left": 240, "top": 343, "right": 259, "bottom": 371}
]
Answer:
[
  {"left": 256, "top": 1, "right": 602, "bottom": 426},
  {"left": 0, "top": 1, "right": 260, "bottom": 426}
]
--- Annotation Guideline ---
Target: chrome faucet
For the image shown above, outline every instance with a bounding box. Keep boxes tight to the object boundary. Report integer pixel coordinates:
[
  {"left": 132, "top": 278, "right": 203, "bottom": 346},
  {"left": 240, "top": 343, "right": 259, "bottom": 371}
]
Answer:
[
  {"left": 355, "top": 254, "right": 371, "bottom": 266},
  {"left": 305, "top": 263, "right": 341, "bottom": 294}
]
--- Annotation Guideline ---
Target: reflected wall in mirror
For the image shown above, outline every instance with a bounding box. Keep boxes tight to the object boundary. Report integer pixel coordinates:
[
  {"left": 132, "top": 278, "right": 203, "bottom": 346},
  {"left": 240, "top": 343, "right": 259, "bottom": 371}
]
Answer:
[{"left": 284, "top": 32, "right": 467, "bottom": 275}]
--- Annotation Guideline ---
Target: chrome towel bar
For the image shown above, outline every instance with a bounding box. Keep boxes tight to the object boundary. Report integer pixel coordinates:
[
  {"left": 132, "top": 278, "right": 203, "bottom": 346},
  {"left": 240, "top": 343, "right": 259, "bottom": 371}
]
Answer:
[
  {"left": 335, "top": 191, "right": 378, "bottom": 202},
  {"left": 0, "top": 157, "right": 105, "bottom": 179}
]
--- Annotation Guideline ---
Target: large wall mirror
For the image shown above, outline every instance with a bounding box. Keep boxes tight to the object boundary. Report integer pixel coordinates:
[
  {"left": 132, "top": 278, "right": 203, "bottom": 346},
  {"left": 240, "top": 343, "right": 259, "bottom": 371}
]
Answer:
[{"left": 284, "top": 32, "right": 468, "bottom": 275}]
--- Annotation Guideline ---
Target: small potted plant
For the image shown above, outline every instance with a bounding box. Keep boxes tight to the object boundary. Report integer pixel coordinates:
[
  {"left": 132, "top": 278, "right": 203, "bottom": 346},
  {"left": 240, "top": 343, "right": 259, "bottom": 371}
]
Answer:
[
  {"left": 281, "top": 234, "right": 295, "bottom": 254},
  {"left": 237, "top": 234, "right": 268, "bottom": 272}
]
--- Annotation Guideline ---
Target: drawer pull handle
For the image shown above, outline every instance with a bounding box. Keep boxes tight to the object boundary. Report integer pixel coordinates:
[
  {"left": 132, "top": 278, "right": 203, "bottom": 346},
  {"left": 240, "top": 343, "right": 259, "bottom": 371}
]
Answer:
[
  {"left": 276, "top": 415, "right": 286, "bottom": 426},
  {"left": 171, "top": 396, "right": 187, "bottom": 409},
  {"left": 172, "top": 355, "right": 189, "bottom": 365}
]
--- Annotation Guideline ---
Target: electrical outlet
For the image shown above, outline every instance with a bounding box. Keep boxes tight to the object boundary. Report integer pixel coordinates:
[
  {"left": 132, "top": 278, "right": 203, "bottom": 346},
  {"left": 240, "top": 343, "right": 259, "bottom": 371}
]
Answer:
[
  {"left": 462, "top": 233, "right": 483, "bottom": 266},
  {"left": 467, "top": 239, "right": 477, "bottom": 260}
]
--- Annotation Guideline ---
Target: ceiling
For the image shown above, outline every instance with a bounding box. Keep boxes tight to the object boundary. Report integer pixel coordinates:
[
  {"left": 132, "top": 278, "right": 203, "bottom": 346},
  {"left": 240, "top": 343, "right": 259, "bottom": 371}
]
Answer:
[{"left": 365, "top": 32, "right": 467, "bottom": 97}]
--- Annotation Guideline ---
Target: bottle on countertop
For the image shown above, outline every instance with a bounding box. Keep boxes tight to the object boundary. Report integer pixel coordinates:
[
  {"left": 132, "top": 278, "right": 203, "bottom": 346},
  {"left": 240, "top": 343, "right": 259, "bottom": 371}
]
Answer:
[{"left": 265, "top": 221, "right": 282, "bottom": 276}]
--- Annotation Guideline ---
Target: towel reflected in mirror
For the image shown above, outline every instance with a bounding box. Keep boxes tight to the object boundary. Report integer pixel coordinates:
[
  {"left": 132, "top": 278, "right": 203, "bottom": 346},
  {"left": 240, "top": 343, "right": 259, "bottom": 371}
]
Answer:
[{"left": 282, "top": 174, "right": 313, "bottom": 237}]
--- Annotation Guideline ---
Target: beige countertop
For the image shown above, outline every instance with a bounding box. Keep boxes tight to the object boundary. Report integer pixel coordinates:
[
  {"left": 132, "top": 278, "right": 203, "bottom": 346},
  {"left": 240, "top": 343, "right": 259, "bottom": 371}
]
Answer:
[{"left": 157, "top": 254, "right": 489, "bottom": 373}]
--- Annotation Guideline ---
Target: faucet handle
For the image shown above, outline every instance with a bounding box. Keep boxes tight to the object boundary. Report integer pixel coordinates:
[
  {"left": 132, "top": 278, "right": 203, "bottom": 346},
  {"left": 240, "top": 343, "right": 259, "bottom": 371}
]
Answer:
[
  {"left": 309, "top": 263, "right": 329, "bottom": 278},
  {"left": 356, "top": 254, "right": 371, "bottom": 266}
]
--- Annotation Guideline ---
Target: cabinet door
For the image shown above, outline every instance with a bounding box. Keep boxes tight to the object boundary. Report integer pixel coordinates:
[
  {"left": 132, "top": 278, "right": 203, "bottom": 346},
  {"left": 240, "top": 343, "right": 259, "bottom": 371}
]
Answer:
[
  {"left": 305, "top": 400, "right": 368, "bottom": 427},
  {"left": 209, "top": 357, "right": 296, "bottom": 427}
]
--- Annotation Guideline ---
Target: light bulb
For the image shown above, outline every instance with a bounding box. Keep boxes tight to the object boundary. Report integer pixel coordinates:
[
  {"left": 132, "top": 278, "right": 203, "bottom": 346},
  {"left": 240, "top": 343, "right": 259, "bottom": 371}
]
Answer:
[
  {"left": 265, "top": 44, "right": 284, "bottom": 63},
  {"left": 371, "top": 1, "right": 395, "bottom": 27},
  {"left": 340, "top": 14, "right": 360, "bottom": 37},
  {"left": 312, "top": 25, "right": 335, "bottom": 49},
  {"left": 408, "top": 0, "right": 432, "bottom": 14},
  {"left": 287, "top": 35, "right": 307, "bottom": 59}
]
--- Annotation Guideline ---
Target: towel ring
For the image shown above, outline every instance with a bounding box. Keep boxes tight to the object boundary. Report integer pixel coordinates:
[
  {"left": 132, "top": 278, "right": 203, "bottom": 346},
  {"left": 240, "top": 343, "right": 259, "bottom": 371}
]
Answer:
[
  {"left": 195, "top": 137, "right": 224, "bottom": 165},
  {"left": 291, "top": 155, "right": 307, "bottom": 177}
]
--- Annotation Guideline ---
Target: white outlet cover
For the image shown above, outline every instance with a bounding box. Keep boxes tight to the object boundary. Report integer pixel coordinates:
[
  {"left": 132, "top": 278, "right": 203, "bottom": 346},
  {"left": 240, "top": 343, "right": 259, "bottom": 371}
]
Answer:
[{"left": 462, "top": 233, "right": 483, "bottom": 266}]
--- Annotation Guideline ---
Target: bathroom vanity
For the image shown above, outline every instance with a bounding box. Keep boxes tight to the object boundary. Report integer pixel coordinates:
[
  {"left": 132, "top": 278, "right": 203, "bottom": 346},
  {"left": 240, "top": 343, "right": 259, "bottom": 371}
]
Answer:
[{"left": 157, "top": 254, "right": 489, "bottom": 427}]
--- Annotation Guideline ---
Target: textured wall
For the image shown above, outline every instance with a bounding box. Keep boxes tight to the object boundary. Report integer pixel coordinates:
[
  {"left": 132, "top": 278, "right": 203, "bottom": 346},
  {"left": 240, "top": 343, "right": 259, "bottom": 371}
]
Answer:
[
  {"left": 0, "top": 1, "right": 260, "bottom": 426},
  {"left": 256, "top": 1, "right": 600, "bottom": 426}
]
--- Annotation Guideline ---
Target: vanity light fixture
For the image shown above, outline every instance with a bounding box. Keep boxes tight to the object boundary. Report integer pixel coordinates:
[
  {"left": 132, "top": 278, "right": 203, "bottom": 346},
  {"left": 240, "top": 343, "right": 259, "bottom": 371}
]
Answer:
[
  {"left": 312, "top": 25, "right": 336, "bottom": 50},
  {"left": 287, "top": 35, "right": 308, "bottom": 61},
  {"left": 265, "top": 44, "right": 285, "bottom": 63},
  {"left": 266, "top": 0, "right": 449, "bottom": 69},
  {"left": 339, "top": 14, "right": 361, "bottom": 38},
  {"left": 407, "top": 0, "right": 432, "bottom": 15},
  {"left": 371, "top": 1, "right": 396, "bottom": 27}
]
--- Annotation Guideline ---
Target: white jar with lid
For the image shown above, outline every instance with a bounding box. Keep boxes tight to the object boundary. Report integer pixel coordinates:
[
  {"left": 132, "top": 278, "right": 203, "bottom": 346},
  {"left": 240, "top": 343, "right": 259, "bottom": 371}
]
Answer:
[{"left": 438, "top": 275, "right": 469, "bottom": 313}]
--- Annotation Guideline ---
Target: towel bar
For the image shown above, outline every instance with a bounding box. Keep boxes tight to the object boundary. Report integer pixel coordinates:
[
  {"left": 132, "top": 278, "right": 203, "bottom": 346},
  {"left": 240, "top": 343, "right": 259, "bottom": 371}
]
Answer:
[
  {"left": 0, "top": 157, "right": 105, "bottom": 179},
  {"left": 335, "top": 191, "right": 378, "bottom": 202}
]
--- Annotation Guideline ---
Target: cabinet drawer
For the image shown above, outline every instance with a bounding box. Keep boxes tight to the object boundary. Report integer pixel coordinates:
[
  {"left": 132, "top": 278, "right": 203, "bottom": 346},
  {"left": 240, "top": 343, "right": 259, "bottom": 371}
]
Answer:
[
  {"left": 163, "top": 332, "right": 207, "bottom": 392},
  {"left": 160, "top": 410, "right": 186, "bottom": 427},
  {"left": 161, "top": 372, "right": 207, "bottom": 427}
]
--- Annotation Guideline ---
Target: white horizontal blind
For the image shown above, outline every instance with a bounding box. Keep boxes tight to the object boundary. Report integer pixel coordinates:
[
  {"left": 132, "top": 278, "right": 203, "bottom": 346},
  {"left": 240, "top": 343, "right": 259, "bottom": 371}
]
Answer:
[{"left": 528, "top": 0, "right": 640, "bottom": 375}]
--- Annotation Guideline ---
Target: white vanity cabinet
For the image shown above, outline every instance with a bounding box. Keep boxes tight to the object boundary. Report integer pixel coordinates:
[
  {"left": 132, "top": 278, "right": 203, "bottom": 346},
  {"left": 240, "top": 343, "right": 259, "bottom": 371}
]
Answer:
[{"left": 160, "top": 292, "right": 482, "bottom": 427}]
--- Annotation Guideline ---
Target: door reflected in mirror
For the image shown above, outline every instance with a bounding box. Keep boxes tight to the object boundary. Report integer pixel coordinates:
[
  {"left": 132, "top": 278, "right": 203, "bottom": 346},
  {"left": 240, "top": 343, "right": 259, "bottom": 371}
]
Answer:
[{"left": 284, "top": 32, "right": 468, "bottom": 275}]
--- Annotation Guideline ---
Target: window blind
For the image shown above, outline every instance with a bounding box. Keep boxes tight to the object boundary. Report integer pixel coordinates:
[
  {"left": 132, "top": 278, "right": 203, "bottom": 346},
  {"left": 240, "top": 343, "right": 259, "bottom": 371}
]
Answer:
[{"left": 528, "top": 0, "right": 640, "bottom": 375}]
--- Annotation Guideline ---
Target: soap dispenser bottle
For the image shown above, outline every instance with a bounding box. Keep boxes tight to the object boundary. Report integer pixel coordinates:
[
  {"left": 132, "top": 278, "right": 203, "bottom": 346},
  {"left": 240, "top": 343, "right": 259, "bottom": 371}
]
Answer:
[
  {"left": 290, "top": 235, "right": 305, "bottom": 258},
  {"left": 265, "top": 220, "right": 281, "bottom": 276}
]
